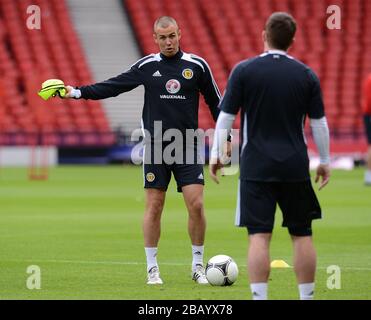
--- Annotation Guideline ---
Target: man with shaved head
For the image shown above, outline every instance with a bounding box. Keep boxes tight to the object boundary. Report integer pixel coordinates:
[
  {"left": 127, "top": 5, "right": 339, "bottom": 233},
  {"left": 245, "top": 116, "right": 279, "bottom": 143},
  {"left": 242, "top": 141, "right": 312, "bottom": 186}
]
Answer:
[{"left": 63, "top": 16, "right": 227, "bottom": 285}]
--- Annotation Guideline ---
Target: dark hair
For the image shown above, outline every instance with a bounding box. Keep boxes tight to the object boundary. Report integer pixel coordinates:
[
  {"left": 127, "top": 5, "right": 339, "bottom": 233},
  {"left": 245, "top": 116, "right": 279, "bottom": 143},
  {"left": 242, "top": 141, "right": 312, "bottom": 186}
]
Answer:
[{"left": 265, "top": 12, "right": 296, "bottom": 50}]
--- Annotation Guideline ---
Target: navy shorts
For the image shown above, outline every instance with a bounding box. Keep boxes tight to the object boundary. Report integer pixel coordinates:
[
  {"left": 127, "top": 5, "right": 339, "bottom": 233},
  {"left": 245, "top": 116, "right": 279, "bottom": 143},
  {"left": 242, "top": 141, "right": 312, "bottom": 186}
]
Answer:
[
  {"left": 364, "top": 115, "right": 371, "bottom": 144},
  {"left": 236, "top": 180, "right": 322, "bottom": 236},
  {"left": 142, "top": 142, "right": 204, "bottom": 192},
  {"left": 144, "top": 163, "right": 204, "bottom": 192}
]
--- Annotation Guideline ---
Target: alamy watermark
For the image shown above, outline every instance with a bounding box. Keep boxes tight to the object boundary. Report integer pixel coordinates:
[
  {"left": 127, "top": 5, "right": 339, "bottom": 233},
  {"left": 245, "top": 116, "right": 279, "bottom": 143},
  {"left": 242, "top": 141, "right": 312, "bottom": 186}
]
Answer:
[
  {"left": 26, "top": 265, "right": 41, "bottom": 290},
  {"left": 26, "top": 5, "right": 41, "bottom": 30},
  {"left": 130, "top": 122, "right": 239, "bottom": 175},
  {"left": 326, "top": 5, "right": 341, "bottom": 30},
  {"left": 326, "top": 265, "right": 341, "bottom": 290}
]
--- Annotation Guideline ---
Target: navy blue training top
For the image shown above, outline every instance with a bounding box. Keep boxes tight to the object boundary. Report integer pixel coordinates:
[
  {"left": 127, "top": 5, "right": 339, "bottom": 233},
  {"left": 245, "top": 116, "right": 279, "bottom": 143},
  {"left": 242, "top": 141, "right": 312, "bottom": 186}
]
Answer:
[
  {"left": 219, "top": 51, "right": 325, "bottom": 182},
  {"left": 78, "top": 50, "right": 221, "bottom": 143}
]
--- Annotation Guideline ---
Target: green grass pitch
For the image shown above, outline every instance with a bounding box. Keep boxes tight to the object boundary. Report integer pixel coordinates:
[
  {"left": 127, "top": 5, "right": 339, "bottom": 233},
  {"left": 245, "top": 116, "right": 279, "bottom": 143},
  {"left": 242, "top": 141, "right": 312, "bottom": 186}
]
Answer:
[{"left": 0, "top": 165, "right": 370, "bottom": 300}]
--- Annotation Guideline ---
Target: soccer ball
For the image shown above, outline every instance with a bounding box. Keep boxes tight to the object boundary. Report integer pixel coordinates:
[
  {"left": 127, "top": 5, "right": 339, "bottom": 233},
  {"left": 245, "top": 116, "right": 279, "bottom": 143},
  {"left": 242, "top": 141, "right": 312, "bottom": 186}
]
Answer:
[{"left": 206, "top": 254, "right": 239, "bottom": 286}]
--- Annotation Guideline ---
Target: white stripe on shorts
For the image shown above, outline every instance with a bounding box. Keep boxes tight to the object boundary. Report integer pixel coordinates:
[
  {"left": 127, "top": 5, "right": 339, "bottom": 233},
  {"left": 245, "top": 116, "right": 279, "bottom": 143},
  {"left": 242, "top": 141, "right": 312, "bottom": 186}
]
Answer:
[{"left": 235, "top": 180, "right": 241, "bottom": 226}]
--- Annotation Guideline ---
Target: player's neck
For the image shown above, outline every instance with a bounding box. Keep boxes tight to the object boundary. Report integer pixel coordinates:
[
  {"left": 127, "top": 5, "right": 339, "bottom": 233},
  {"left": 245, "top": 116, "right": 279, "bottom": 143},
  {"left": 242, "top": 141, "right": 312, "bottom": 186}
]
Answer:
[
  {"left": 264, "top": 42, "right": 287, "bottom": 54},
  {"left": 264, "top": 43, "right": 287, "bottom": 55},
  {"left": 160, "top": 49, "right": 182, "bottom": 60},
  {"left": 267, "top": 49, "right": 287, "bottom": 55}
]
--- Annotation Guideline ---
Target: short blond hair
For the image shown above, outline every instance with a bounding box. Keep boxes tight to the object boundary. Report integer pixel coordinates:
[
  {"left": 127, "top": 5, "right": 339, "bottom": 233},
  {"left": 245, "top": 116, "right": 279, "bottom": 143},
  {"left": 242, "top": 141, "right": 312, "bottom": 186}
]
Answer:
[{"left": 153, "top": 16, "right": 178, "bottom": 32}]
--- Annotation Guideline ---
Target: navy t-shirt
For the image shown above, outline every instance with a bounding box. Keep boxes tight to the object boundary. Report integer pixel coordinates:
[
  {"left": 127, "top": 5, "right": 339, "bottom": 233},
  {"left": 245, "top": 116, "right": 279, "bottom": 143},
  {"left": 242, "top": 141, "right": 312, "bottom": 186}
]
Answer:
[
  {"left": 219, "top": 51, "right": 325, "bottom": 182},
  {"left": 78, "top": 50, "right": 221, "bottom": 143}
]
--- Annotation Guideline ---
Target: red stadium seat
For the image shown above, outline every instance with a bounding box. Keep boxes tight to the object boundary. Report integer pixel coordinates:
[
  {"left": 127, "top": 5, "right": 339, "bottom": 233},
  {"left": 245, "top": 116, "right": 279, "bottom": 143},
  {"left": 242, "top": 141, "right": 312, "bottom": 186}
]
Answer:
[
  {"left": 123, "top": 0, "right": 369, "bottom": 137},
  {"left": 3, "top": 0, "right": 367, "bottom": 147},
  {"left": 125, "top": 0, "right": 371, "bottom": 136},
  {"left": 0, "top": 0, "right": 112, "bottom": 146}
]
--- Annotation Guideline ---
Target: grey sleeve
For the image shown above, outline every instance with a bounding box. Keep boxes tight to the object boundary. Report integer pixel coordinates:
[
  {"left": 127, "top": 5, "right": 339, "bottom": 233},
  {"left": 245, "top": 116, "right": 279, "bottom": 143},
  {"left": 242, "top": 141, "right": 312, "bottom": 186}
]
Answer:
[
  {"left": 211, "top": 111, "right": 236, "bottom": 159},
  {"left": 310, "top": 116, "right": 330, "bottom": 164}
]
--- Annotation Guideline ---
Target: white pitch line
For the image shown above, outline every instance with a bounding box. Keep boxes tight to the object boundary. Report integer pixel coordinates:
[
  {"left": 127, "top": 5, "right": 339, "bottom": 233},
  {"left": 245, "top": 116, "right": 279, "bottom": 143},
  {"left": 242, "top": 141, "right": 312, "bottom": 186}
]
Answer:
[
  {"left": 3, "top": 259, "right": 182, "bottom": 266},
  {"left": 3, "top": 259, "right": 371, "bottom": 271}
]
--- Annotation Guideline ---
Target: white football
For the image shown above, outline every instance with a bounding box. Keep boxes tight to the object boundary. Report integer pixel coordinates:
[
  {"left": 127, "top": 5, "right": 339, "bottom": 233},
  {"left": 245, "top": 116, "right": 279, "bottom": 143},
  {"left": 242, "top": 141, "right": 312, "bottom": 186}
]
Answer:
[{"left": 206, "top": 254, "right": 239, "bottom": 286}]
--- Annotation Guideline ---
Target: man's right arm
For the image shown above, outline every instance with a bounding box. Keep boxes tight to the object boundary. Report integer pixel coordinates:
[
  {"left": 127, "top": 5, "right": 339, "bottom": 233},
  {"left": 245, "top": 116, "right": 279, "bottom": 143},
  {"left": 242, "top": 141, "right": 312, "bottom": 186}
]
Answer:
[
  {"left": 308, "top": 69, "right": 331, "bottom": 190},
  {"left": 310, "top": 117, "right": 331, "bottom": 190},
  {"left": 209, "top": 64, "right": 243, "bottom": 183},
  {"left": 65, "top": 66, "right": 142, "bottom": 100}
]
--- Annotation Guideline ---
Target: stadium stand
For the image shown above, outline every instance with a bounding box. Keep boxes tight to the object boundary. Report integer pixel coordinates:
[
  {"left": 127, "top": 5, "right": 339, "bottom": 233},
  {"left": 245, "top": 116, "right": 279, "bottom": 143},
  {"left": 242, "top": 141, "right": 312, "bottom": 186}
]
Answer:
[
  {"left": 0, "top": 0, "right": 114, "bottom": 146},
  {"left": 67, "top": 0, "right": 145, "bottom": 136},
  {"left": 1, "top": 0, "right": 370, "bottom": 155},
  {"left": 124, "top": 0, "right": 370, "bottom": 153}
]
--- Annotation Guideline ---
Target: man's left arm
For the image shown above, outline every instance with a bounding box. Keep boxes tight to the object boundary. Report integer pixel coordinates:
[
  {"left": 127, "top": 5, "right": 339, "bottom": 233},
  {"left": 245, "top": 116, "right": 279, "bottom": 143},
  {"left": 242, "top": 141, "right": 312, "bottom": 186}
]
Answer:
[
  {"left": 209, "top": 64, "right": 243, "bottom": 183},
  {"left": 198, "top": 60, "right": 222, "bottom": 121},
  {"left": 198, "top": 59, "right": 234, "bottom": 153}
]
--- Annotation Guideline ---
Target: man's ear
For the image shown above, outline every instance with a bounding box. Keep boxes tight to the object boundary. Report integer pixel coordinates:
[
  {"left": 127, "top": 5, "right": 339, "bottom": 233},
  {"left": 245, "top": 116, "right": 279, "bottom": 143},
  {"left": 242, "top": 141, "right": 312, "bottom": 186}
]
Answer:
[
  {"left": 262, "top": 30, "right": 266, "bottom": 43},
  {"left": 178, "top": 28, "right": 181, "bottom": 40},
  {"left": 153, "top": 33, "right": 158, "bottom": 44}
]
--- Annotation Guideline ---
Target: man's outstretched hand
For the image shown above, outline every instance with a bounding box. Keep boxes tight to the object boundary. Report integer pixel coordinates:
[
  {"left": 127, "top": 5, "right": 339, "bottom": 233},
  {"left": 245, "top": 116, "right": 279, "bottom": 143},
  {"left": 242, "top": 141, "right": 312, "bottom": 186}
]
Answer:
[{"left": 63, "top": 85, "right": 75, "bottom": 99}]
